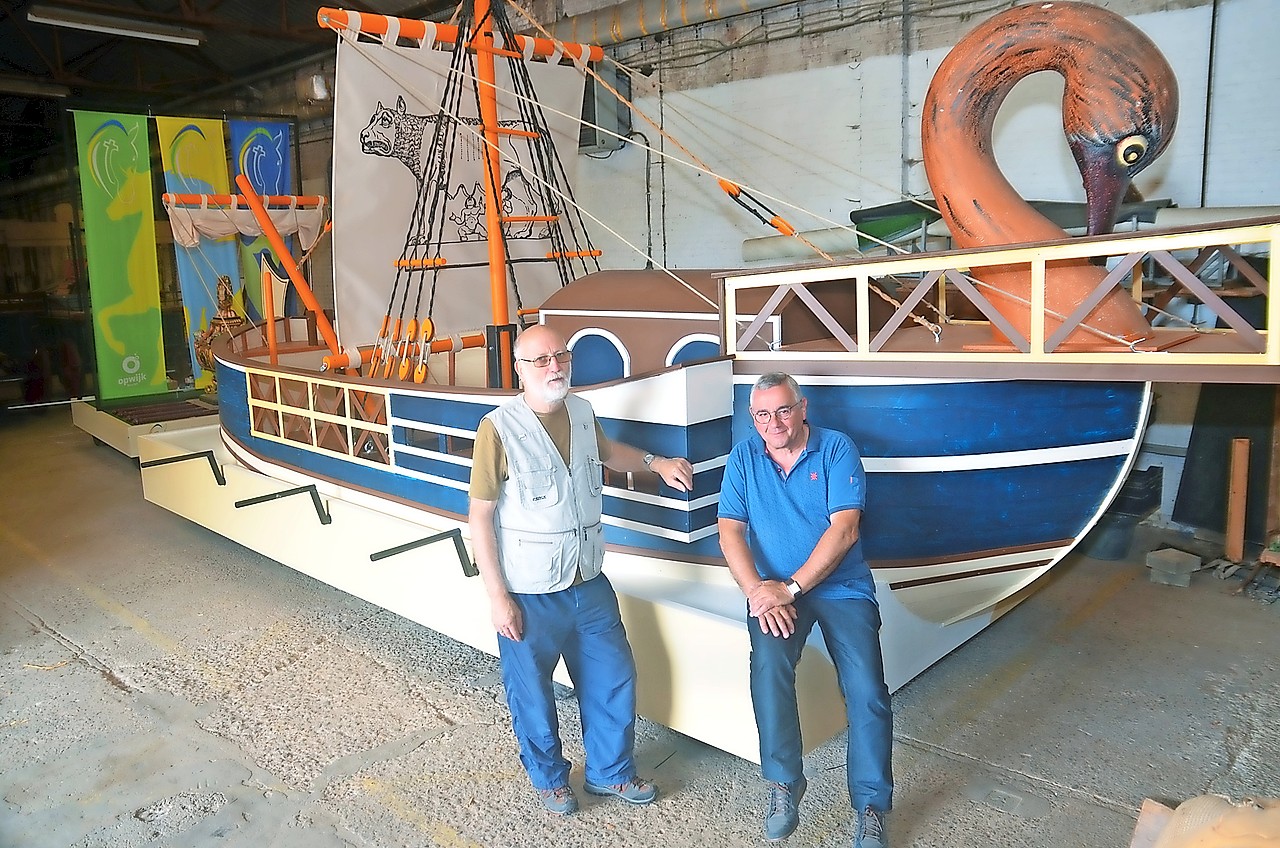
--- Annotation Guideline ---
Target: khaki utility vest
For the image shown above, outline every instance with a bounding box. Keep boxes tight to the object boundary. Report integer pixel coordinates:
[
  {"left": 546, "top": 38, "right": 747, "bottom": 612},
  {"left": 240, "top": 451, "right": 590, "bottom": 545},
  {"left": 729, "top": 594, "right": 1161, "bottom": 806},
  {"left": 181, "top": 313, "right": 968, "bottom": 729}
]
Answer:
[{"left": 488, "top": 394, "right": 605, "bottom": 593}]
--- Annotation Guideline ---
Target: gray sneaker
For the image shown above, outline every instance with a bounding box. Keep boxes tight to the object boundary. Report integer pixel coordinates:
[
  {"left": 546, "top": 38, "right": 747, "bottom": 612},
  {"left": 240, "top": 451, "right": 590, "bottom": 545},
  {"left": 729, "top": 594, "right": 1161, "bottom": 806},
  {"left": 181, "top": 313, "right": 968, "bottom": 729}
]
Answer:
[
  {"left": 536, "top": 785, "right": 578, "bottom": 815},
  {"left": 855, "top": 806, "right": 887, "bottom": 848},
  {"left": 583, "top": 776, "right": 658, "bottom": 805},
  {"left": 764, "top": 776, "right": 807, "bottom": 841}
]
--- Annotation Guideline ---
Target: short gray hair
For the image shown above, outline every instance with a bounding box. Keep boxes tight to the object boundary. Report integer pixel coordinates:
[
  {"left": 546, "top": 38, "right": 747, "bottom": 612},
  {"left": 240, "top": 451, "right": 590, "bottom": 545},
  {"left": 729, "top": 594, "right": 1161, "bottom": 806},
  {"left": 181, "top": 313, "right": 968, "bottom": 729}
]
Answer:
[{"left": 752, "top": 372, "right": 803, "bottom": 401}]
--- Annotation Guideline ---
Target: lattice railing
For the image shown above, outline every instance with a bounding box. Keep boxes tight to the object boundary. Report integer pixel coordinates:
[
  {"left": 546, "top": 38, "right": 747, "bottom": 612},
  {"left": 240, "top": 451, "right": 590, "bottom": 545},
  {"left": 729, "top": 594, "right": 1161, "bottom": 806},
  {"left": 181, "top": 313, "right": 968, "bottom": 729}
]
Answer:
[{"left": 721, "top": 217, "right": 1280, "bottom": 381}]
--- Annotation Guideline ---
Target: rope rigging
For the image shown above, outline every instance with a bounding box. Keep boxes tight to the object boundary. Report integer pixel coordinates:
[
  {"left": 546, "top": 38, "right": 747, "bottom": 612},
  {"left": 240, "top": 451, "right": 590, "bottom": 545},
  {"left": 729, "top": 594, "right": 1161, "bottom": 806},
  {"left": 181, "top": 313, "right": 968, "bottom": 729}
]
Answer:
[{"left": 344, "top": 0, "right": 605, "bottom": 383}]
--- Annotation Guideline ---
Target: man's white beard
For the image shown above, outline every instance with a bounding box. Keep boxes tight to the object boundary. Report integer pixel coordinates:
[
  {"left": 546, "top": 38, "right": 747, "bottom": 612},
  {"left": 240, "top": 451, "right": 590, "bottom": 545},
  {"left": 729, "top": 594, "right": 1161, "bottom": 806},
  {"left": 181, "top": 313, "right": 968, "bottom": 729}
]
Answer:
[{"left": 538, "top": 368, "right": 571, "bottom": 405}]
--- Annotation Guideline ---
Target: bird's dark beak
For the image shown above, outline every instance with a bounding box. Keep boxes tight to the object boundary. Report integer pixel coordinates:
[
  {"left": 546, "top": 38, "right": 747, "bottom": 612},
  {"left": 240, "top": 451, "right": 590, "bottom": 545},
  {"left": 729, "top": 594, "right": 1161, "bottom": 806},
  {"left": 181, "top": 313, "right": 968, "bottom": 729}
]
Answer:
[{"left": 1069, "top": 138, "right": 1130, "bottom": 236}]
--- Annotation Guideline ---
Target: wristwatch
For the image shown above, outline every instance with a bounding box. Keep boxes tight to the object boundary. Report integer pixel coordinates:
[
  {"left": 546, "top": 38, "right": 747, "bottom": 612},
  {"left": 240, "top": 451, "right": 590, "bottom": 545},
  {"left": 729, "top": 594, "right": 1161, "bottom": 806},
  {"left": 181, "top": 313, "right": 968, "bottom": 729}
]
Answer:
[
  {"left": 643, "top": 452, "right": 657, "bottom": 470},
  {"left": 784, "top": 579, "right": 803, "bottom": 599}
]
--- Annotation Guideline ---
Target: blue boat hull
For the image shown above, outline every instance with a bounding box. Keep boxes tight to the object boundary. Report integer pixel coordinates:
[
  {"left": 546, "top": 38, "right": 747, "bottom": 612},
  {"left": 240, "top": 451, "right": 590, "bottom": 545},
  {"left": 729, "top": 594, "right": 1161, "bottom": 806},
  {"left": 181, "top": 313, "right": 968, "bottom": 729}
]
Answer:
[{"left": 216, "top": 347, "right": 1148, "bottom": 626}]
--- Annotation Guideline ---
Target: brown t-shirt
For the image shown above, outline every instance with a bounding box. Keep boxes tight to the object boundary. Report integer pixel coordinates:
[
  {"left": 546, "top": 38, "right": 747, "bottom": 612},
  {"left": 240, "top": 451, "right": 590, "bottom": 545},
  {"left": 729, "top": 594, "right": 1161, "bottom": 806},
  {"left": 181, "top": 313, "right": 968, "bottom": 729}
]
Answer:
[{"left": 468, "top": 403, "right": 611, "bottom": 501}]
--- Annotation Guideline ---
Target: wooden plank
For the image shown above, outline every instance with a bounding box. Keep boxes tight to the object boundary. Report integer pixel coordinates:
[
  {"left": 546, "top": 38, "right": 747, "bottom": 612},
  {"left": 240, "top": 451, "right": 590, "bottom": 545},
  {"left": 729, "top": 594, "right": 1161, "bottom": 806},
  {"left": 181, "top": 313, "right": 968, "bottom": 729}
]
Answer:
[
  {"left": 1226, "top": 437, "right": 1251, "bottom": 561},
  {"left": 1270, "top": 390, "right": 1280, "bottom": 539}
]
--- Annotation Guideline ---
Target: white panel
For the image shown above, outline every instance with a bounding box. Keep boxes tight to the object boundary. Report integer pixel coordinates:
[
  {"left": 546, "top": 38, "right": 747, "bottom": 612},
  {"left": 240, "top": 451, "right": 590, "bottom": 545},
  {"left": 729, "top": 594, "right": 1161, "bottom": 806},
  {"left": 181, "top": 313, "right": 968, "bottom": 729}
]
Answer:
[{"left": 577, "top": 357, "right": 733, "bottom": 425}]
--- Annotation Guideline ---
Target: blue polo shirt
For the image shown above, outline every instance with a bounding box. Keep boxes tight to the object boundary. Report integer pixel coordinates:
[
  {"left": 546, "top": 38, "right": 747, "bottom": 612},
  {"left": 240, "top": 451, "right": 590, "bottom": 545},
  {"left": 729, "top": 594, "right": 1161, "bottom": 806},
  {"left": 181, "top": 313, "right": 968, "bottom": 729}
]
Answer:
[{"left": 718, "top": 425, "right": 874, "bottom": 601}]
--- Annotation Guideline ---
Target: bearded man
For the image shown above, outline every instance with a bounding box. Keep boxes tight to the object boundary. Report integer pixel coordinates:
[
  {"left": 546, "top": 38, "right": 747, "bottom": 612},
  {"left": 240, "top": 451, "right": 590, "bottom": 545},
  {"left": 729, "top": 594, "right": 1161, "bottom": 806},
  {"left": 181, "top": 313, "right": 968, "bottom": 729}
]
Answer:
[{"left": 468, "top": 324, "right": 693, "bottom": 815}]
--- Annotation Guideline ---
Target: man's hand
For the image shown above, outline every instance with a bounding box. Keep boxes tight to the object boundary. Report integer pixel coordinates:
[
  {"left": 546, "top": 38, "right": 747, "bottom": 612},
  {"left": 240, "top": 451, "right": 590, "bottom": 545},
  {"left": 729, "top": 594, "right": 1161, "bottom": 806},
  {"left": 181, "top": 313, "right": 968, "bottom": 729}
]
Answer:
[
  {"left": 492, "top": 595, "right": 524, "bottom": 641},
  {"left": 756, "top": 604, "right": 797, "bottom": 638},
  {"left": 654, "top": 456, "right": 694, "bottom": 492},
  {"left": 747, "top": 579, "right": 796, "bottom": 618}
]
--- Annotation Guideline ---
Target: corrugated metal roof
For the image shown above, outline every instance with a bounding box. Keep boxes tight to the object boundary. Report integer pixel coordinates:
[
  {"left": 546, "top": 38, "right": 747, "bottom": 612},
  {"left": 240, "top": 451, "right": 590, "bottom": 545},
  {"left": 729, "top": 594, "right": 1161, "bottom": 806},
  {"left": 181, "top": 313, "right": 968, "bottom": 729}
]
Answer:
[{"left": 0, "top": 0, "right": 455, "bottom": 180}]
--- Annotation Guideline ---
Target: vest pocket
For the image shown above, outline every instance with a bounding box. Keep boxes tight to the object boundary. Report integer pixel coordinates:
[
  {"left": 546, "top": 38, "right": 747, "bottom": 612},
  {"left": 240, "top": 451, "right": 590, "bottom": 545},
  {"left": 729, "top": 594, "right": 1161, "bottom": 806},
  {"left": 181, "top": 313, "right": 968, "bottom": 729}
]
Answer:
[
  {"left": 515, "top": 467, "right": 560, "bottom": 508},
  {"left": 500, "top": 534, "right": 565, "bottom": 592},
  {"left": 580, "top": 521, "right": 606, "bottom": 579},
  {"left": 586, "top": 457, "right": 604, "bottom": 496}
]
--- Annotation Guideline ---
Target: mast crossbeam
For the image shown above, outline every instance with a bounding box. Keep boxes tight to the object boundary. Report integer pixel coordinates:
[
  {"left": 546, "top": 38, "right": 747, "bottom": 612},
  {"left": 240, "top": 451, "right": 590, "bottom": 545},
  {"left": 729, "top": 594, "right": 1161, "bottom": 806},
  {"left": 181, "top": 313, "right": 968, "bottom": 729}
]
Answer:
[
  {"left": 548, "top": 250, "right": 603, "bottom": 259},
  {"left": 394, "top": 258, "right": 448, "bottom": 269},
  {"left": 471, "top": 44, "right": 522, "bottom": 59},
  {"left": 494, "top": 126, "right": 539, "bottom": 139}
]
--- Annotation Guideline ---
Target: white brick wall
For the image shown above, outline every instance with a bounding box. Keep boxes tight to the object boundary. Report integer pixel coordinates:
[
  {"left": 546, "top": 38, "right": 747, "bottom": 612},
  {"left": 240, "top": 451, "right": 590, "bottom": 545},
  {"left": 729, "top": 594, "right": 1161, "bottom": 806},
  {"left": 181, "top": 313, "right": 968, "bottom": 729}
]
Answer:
[
  {"left": 575, "top": 0, "right": 1280, "bottom": 270},
  {"left": 1199, "top": 0, "right": 1280, "bottom": 205}
]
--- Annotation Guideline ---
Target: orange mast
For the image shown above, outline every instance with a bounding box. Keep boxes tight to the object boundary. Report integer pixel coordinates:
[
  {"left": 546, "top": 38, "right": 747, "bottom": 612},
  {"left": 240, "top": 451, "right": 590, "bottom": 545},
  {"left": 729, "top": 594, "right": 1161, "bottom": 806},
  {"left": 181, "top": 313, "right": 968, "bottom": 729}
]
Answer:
[{"left": 472, "top": 0, "right": 511, "bottom": 334}]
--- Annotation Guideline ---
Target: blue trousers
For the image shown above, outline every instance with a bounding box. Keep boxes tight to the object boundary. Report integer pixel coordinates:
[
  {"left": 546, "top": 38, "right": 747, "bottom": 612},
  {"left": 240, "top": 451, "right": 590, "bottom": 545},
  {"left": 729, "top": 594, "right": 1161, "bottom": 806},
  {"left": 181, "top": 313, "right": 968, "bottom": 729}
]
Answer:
[
  {"left": 498, "top": 574, "right": 638, "bottom": 791},
  {"left": 748, "top": 594, "right": 894, "bottom": 811}
]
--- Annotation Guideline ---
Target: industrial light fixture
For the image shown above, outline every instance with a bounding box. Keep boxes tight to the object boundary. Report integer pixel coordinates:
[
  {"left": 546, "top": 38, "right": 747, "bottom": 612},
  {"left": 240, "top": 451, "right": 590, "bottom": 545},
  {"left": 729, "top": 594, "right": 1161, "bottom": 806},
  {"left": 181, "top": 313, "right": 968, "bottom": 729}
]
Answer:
[
  {"left": 27, "top": 4, "right": 206, "bottom": 46},
  {"left": 0, "top": 75, "right": 71, "bottom": 98}
]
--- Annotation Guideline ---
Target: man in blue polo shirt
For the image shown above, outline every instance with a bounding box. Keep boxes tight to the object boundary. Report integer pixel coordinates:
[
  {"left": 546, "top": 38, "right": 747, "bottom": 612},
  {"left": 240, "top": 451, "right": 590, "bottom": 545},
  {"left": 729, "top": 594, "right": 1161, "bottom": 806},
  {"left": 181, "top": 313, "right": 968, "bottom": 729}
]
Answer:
[{"left": 718, "top": 372, "right": 893, "bottom": 848}]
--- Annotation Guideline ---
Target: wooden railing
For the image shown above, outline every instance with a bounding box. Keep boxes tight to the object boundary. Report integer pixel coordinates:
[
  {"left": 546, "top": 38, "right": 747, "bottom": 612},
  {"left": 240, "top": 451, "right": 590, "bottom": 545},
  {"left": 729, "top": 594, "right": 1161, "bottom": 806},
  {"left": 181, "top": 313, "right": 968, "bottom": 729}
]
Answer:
[{"left": 721, "top": 216, "right": 1280, "bottom": 383}]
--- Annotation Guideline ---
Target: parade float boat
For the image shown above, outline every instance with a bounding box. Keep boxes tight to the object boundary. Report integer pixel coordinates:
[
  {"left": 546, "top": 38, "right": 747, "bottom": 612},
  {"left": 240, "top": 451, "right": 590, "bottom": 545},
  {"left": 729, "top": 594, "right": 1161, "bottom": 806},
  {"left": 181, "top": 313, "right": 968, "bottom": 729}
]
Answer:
[{"left": 142, "top": 1, "right": 1278, "bottom": 761}]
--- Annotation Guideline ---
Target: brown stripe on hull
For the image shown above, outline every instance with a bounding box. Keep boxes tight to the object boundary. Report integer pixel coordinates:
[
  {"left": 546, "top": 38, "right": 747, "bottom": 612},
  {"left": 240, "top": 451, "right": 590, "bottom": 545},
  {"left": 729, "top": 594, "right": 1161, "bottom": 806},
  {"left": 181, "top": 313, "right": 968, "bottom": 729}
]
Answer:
[
  {"left": 888, "top": 559, "right": 1053, "bottom": 592},
  {"left": 869, "top": 538, "right": 1074, "bottom": 570},
  {"left": 606, "top": 542, "right": 727, "bottom": 567}
]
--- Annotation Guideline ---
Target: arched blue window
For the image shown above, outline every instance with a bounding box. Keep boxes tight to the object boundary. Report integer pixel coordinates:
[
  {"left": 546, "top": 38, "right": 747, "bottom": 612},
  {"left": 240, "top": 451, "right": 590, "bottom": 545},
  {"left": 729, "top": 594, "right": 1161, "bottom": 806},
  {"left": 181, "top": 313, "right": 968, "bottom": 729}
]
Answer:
[
  {"left": 667, "top": 334, "right": 720, "bottom": 366},
  {"left": 567, "top": 331, "right": 627, "bottom": 386}
]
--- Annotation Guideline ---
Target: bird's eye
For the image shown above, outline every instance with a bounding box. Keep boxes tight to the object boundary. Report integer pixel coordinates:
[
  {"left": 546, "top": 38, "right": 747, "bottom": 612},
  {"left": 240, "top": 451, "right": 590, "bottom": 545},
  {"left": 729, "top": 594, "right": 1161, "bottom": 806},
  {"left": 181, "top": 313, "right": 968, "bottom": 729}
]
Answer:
[{"left": 1116, "top": 135, "right": 1149, "bottom": 168}]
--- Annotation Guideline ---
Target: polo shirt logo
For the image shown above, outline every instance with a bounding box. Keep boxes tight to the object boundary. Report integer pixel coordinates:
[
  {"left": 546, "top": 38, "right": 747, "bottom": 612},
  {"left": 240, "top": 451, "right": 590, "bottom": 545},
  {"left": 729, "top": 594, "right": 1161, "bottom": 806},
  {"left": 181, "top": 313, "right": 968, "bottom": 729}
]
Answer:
[{"left": 811, "top": 472, "right": 818, "bottom": 480}]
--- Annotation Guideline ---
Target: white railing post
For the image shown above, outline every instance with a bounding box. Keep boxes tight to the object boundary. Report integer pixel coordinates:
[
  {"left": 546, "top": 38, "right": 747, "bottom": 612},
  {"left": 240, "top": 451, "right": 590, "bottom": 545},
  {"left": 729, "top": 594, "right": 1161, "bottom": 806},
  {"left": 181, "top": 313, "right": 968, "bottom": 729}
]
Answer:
[
  {"left": 1270, "top": 223, "right": 1280, "bottom": 365},
  {"left": 856, "top": 273, "right": 870, "bottom": 355},
  {"left": 1030, "top": 256, "right": 1046, "bottom": 356}
]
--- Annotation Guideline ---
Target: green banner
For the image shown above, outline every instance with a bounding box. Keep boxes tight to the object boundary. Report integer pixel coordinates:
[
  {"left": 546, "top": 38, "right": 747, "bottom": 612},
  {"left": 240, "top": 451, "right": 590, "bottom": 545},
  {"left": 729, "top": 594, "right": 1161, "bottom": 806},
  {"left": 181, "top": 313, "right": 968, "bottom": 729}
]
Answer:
[{"left": 74, "top": 111, "right": 167, "bottom": 400}]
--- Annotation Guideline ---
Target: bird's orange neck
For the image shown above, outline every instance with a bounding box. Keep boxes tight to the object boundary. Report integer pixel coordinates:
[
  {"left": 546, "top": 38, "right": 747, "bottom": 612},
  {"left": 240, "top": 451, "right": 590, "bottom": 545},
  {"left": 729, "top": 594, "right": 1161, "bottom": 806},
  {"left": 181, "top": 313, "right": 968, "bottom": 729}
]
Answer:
[{"left": 920, "top": 3, "right": 1163, "bottom": 346}]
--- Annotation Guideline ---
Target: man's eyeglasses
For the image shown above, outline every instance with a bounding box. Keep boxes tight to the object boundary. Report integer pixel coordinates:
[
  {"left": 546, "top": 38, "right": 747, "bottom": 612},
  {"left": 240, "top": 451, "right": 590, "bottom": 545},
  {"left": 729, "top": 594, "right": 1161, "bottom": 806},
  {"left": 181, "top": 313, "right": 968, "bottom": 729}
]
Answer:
[
  {"left": 517, "top": 350, "right": 573, "bottom": 368},
  {"left": 751, "top": 403, "right": 800, "bottom": 424}
]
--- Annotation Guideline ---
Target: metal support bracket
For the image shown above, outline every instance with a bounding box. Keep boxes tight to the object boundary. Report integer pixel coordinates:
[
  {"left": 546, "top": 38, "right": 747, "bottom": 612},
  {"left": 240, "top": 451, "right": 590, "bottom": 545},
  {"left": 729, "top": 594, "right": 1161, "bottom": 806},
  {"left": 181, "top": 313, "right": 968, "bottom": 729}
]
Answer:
[
  {"left": 234, "top": 484, "right": 332, "bottom": 525},
  {"left": 139, "top": 450, "right": 227, "bottom": 486},
  {"left": 368, "top": 527, "right": 478, "bottom": 577}
]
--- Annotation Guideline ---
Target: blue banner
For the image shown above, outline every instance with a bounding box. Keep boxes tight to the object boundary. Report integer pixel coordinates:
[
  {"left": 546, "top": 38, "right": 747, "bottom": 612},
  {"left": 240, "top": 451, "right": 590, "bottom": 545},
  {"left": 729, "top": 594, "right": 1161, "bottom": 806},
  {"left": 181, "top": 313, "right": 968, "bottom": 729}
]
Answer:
[{"left": 230, "top": 119, "right": 295, "bottom": 319}]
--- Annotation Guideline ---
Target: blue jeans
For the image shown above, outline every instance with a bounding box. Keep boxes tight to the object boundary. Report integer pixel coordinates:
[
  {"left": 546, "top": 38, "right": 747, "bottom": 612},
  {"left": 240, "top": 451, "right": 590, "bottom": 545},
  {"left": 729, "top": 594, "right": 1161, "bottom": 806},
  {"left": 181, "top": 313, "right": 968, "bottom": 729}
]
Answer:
[
  {"left": 748, "top": 594, "right": 893, "bottom": 811},
  {"left": 498, "top": 574, "right": 638, "bottom": 791}
]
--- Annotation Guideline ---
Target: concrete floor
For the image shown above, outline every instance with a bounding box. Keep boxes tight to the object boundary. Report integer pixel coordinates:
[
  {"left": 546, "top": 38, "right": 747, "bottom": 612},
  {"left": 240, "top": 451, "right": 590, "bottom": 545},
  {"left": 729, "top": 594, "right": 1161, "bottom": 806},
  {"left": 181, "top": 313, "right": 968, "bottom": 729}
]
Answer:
[{"left": 1, "top": 408, "right": 1277, "bottom": 848}]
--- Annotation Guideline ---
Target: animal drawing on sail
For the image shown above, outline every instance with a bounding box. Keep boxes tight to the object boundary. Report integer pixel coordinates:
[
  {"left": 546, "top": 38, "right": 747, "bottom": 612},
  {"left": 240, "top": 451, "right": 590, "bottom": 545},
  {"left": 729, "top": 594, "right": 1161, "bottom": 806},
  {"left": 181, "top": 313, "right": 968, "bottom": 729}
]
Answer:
[
  {"left": 921, "top": 1, "right": 1178, "bottom": 347},
  {"left": 358, "top": 97, "right": 432, "bottom": 182},
  {"left": 359, "top": 95, "right": 546, "bottom": 243}
]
